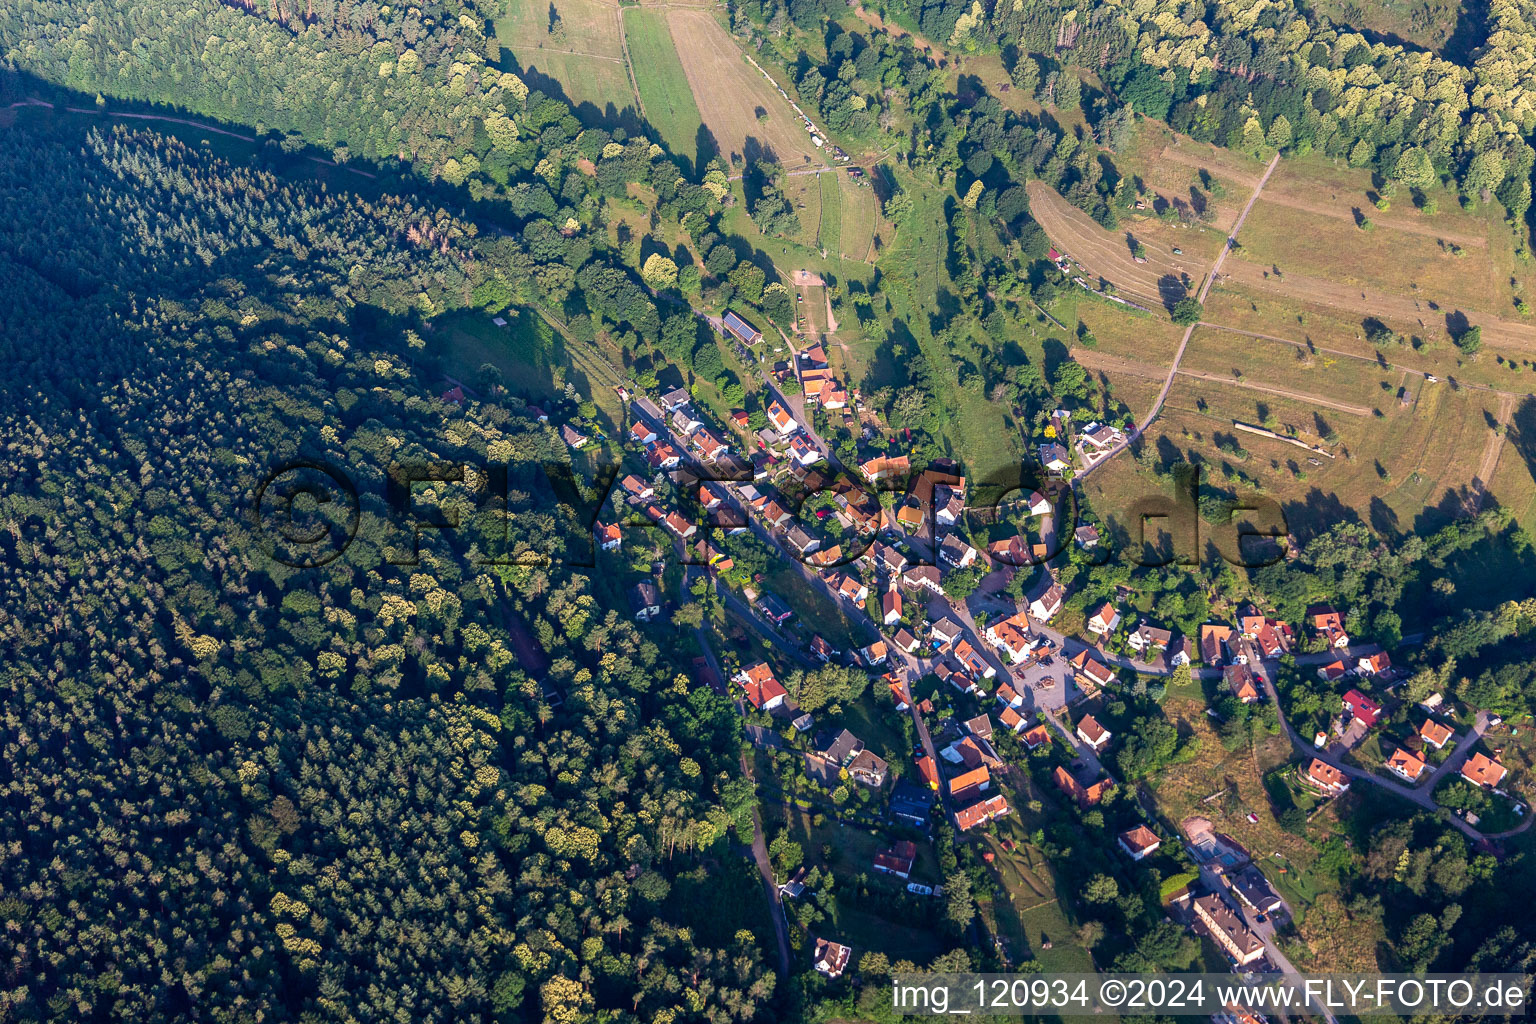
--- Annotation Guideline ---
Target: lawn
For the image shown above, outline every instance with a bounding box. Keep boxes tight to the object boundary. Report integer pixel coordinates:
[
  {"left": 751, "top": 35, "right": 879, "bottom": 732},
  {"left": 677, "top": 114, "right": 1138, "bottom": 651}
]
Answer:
[
  {"left": 621, "top": 9, "right": 706, "bottom": 164},
  {"left": 817, "top": 171, "right": 842, "bottom": 254},
  {"left": 763, "top": 566, "right": 871, "bottom": 650}
]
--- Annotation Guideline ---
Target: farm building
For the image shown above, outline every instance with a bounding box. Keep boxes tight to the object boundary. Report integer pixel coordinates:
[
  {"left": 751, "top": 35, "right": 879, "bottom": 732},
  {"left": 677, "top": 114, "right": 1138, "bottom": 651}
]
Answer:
[{"left": 722, "top": 310, "right": 763, "bottom": 345}]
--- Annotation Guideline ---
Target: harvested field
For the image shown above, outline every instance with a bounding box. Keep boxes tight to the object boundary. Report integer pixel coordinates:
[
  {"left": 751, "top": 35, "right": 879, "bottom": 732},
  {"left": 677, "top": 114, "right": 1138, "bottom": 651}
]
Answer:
[
  {"left": 1214, "top": 261, "right": 1536, "bottom": 354},
  {"left": 665, "top": 10, "right": 826, "bottom": 169},
  {"left": 1075, "top": 302, "right": 1190, "bottom": 368},
  {"left": 1236, "top": 203, "right": 1503, "bottom": 314},
  {"left": 1027, "top": 181, "right": 1206, "bottom": 311}
]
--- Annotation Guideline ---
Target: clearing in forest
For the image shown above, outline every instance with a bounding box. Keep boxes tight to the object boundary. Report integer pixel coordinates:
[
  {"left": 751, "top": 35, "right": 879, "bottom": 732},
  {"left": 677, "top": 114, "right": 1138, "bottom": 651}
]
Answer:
[{"left": 496, "top": 0, "right": 637, "bottom": 116}]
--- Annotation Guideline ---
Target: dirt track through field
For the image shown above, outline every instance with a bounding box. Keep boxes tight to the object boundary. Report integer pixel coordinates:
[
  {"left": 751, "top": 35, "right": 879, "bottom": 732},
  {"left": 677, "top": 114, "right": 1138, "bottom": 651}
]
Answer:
[
  {"left": 1026, "top": 181, "right": 1205, "bottom": 307},
  {"left": 1074, "top": 348, "right": 1372, "bottom": 416}
]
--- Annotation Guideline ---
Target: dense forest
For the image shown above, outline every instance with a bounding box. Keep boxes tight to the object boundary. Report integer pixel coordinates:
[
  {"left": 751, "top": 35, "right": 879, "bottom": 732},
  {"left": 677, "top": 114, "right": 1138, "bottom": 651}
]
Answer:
[
  {"left": 0, "top": 117, "right": 775, "bottom": 1022},
  {"left": 747, "top": 0, "right": 1536, "bottom": 225}
]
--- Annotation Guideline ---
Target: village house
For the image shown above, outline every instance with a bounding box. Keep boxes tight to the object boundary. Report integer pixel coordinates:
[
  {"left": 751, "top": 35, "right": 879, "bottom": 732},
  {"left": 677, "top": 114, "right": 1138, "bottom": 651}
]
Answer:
[
  {"left": 934, "top": 661, "right": 979, "bottom": 696},
  {"left": 1250, "top": 619, "right": 1290, "bottom": 658},
  {"left": 997, "top": 706, "right": 1027, "bottom": 734},
  {"left": 1053, "top": 766, "right": 1111, "bottom": 806},
  {"left": 784, "top": 525, "right": 820, "bottom": 558},
  {"left": 1462, "top": 752, "right": 1508, "bottom": 789},
  {"left": 848, "top": 749, "right": 890, "bottom": 787},
  {"left": 1342, "top": 689, "right": 1382, "bottom": 728},
  {"left": 1075, "top": 524, "right": 1100, "bottom": 549},
  {"left": 659, "top": 386, "right": 692, "bottom": 411},
  {"left": 1200, "top": 623, "right": 1237, "bottom": 666},
  {"left": 935, "top": 492, "right": 965, "bottom": 526},
  {"left": 814, "top": 727, "right": 858, "bottom": 761},
  {"left": 915, "top": 755, "right": 940, "bottom": 790},
  {"left": 892, "top": 628, "right": 919, "bottom": 654},
  {"left": 1167, "top": 637, "right": 1193, "bottom": 668},
  {"left": 1039, "top": 442, "right": 1071, "bottom": 475},
  {"left": 902, "top": 564, "right": 945, "bottom": 597},
  {"left": 619, "top": 474, "right": 654, "bottom": 501},
  {"left": 951, "top": 638, "right": 996, "bottom": 679},
  {"left": 647, "top": 442, "right": 681, "bottom": 470},
  {"left": 1357, "top": 651, "right": 1392, "bottom": 677},
  {"left": 833, "top": 573, "right": 869, "bottom": 604},
  {"left": 807, "top": 545, "right": 843, "bottom": 569},
  {"left": 1386, "top": 748, "right": 1428, "bottom": 783},
  {"left": 949, "top": 764, "right": 991, "bottom": 799},
  {"left": 809, "top": 635, "right": 835, "bottom": 664},
  {"left": 691, "top": 428, "right": 727, "bottom": 463},
  {"left": 1026, "top": 490, "right": 1052, "bottom": 516},
  {"left": 766, "top": 400, "right": 796, "bottom": 436},
  {"left": 1230, "top": 866, "right": 1283, "bottom": 915},
  {"left": 1028, "top": 581, "right": 1065, "bottom": 622},
  {"left": 1070, "top": 648, "right": 1116, "bottom": 693},
  {"left": 923, "top": 620, "right": 961, "bottom": 652},
  {"left": 964, "top": 713, "right": 994, "bottom": 742},
  {"left": 759, "top": 500, "right": 792, "bottom": 530},
  {"left": 560, "top": 424, "right": 588, "bottom": 449},
  {"left": 859, "top": 640, "right": 889, "bottom": 668},
  {"left": 1419, "top": 719, "right": 1454, "bottom": 750},
  {"left": 755, "top": 592, "right": 794, "bottom": 626},
  {"left": 671, "top": 406, "right": 704, "bottom": 434},
  {"left": 812, "top": 938, "right": 851, "bottom": 978},
  {"left": 872, "top": 840, "right": 918, "bottom": 879},
  {"left": 1193, "top": 895, "right": 1265, "bottom": 966},
  {"left": 787, "top": 434, "right": 822, "bottom": 466},
  {"left": 628, "top": 582, "right": 661, "bottom": 622},
  {"left": 1309, "top": 605, "right": 1351, "bottom": 648},
  {"left": 1127, "top": 622, "right": 1172, "bottom": 657},
  {"left": 873, "top": 542, "right": 910, "bottom": 576},
  {"left": 1316, "top": 659, "right": 1348, "bottom": 682},
  {"left": 1077, "top": 421, "right": 1123, "bottom": 453},
  {"left": 939, "top": 534, "right": 978, "bottom": 568},
  {"left": 894, "top": 502, "right": 925, "bottom": 532},
  {"left": 984, "top": 612, "right": 1035, "bottom": 663},
  {"left": 595, "top": 522, "right": 622, "bottom": 552},
  {"left": 1303, "top": 758, "right": 1350, "bottom": 795},
  {"left": 1087, "top": 602, "right": 1122, "bottom": 636},
  {"left": 1076, "top": 714, "right": 1111, "bottom": 752},
  {"left": 1225, "top": 663, "right": 1260, "bottom": 704},
  {"left": 733, "top": 662, "right": 787, "bottom": 710},
  {"left": 859, "top": 454, "right": 911, "bottom": 483},
  {"left": 1117, "top": 825, "right": 1162, "bottom": 861},
  {"left": 1022, "top": 723, "right": 1051, "bottom": 750},
  {"left": 663, "top": 511, "right": 697, "bottom": 540},
  {"left": 952, "top": 794, "right": 1010, "bottom": 831}
]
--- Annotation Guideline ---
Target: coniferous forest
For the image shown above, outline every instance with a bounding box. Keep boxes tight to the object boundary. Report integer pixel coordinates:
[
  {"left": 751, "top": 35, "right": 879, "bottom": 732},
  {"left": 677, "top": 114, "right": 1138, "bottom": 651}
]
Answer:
[{"left": 0, "top": 111, "right": 771, "bottom": 1023}]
